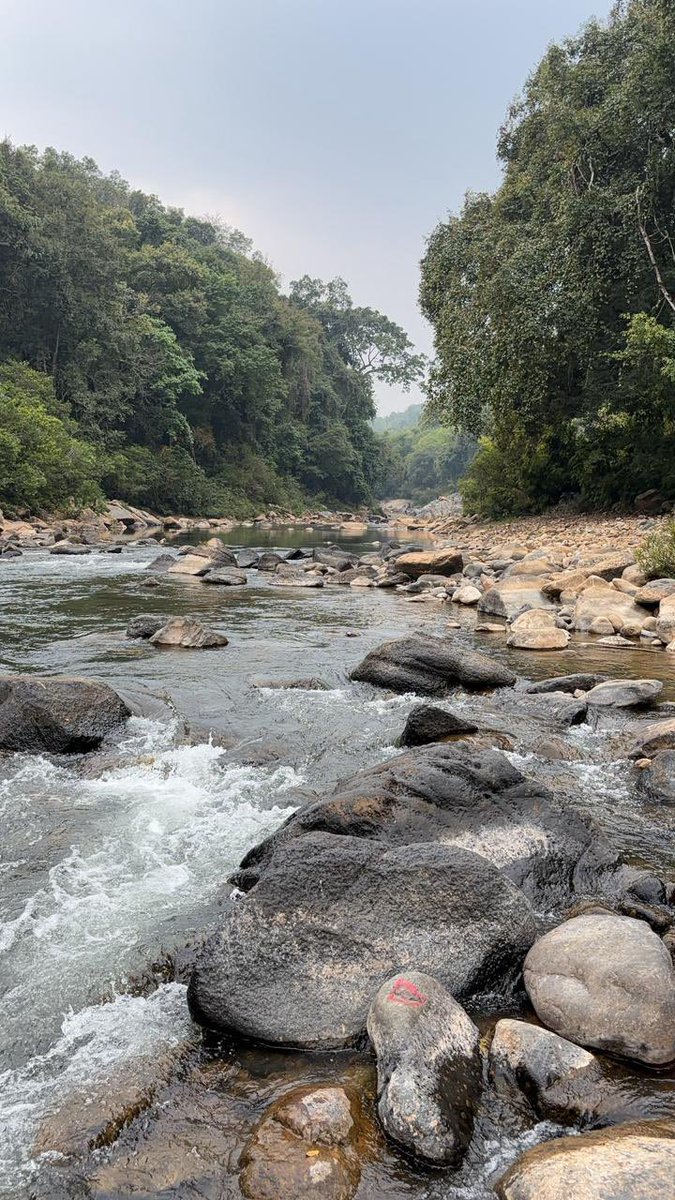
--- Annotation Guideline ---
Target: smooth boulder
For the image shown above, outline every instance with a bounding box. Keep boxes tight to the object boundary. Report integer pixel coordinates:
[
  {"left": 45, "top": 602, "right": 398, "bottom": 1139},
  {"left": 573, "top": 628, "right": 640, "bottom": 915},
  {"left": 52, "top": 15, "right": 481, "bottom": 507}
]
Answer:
[
  {"left": 188, "top": 832, "right": 536, "bottom": 1049},
  {"left": 149, "top": 617, "right": 228, "bottom": 649},
  {"left": 524, "top": 914, "right": 675, "bottom": 1065},
  {"left": 398, "top": 703, "right": 478, "bottom": 746},
  {"left": 393, "top": 548, "right": 463, "bottom": 578},
  {"left": 367, "top": 971, "right": 482, "bottom": 1166},
  {"left": 506, "top": 610, "right": 569, "bottom": 651},
  {"left": 0, "top": 675, "right": 130, "bottom": 753},
  {"left": 350, "top": 633, "right": 516, "bottom": 695},
  {"left": 478, "top": 579, "right": 554, "bottom": 620},
  {"left": 490, "top": 1019, "right": 604, "bottom": 1125},
  {"left": 126, "top": 615, "right": 165, "bottom": 640},
  {"left": 585, "top": 679, "right": 663, "bottom": 708}
]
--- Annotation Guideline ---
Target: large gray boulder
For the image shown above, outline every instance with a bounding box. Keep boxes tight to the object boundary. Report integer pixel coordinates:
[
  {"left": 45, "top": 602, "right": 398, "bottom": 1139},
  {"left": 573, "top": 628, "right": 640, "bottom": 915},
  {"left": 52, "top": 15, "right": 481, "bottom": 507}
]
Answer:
[
  {"left": 0, "top": 675, "right": 130, "bottom": 754},
  {"left": 367, "top": 971, "right": 482, "bottom": 1166},
  {"left": 497, "top": 1121, "right": 675, "bottom": 1200},
  {"left": 233, "top": 744, "right": 624, "bottom": 911},
  {"left": 524, "top": 914, "right": 675, "bottom": 1065},
  {"left": 585, "top": 679, "right": 663, "bottom": 708},
  {"left": 188, "top": 832, "right": 536, "bottom": 1049},
  {"left": 398, "top": 703, "right": 478, "bottom": 746},
  {"left": 350, "top": 633, "right": 516, "bottom": 694},
  {"left": 477, "top": 578, "right": 554, "bottom": 620}
]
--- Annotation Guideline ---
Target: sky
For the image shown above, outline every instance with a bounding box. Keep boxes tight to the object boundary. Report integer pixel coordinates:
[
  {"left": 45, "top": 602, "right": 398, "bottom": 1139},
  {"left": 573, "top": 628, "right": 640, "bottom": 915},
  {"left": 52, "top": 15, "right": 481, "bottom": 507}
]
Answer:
[{"left": 1, "top": 0, "right": 614, "bottom": 413}]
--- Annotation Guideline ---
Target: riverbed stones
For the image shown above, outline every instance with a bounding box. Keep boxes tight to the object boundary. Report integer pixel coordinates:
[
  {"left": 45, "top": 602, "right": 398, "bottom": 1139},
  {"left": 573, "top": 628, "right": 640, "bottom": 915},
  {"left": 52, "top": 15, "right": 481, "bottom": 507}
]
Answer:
[
  {"left": 367, "top": 971, "right": 482, "bottom": 1166},
  {"left": 202, "top": 567, "right": 247, "bottom": 585},
  {"left": 398, "top": 703, "right": 478, "bottom": 746},
  {"left": 573, "top": 583, "right": 650, "bottom": 634},
  {"left": 496, "top": 1120, "right": 675, "bottom": 1200},
  {"left": 167, "top": 552, "right": 212, "bottom": 576},
  {"left": 0, "top": 674, "right": 130, "bottom": 753},
  {"left": 585, "top": 678, "right": 663, "bottom": 708},
  {"left": 393, "top": 548, "right": 463, "bottom": 578},
  {"left": 149, "top": 617, "right": 228, "bottom": 649},
  {"left": 188, "top": 832, "right": 536, "bottom": 1048},
  {"left": 350, "top": 633, "right": 516, "bottom": 694},
  {"left": 489, "top": 1019, "right": 605, "bottom": 1124},
  {"left": 271, "top": 575, "right": 324, "bottom": 588},
  {"left": 452, "top": 583, "right": 482, "bottom": 605},
  {"left": 240, "top": 1086, "right": 360, "bottom": 1200},
  {"left": 506, "top": 610, "right": 569, "bottom": 651},
  {"left": 523, "top": 913, "right": 675, "bottom": 1065},
  {"left": 477, "top": 578, "right": 554, "bottom": 620}
]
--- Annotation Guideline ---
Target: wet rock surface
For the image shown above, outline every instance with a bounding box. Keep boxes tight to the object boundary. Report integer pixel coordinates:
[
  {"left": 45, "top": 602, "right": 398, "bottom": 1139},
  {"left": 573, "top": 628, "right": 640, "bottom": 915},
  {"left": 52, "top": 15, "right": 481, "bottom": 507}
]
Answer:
[
  {"left": 398, "top": 702, "right": 479, "bottom": 745},
  {"left": 0, "top": 674, "right": 130, "bottom": 753},
  {"left": 350, "top": 633, "right": 516, "bottom": 694}
]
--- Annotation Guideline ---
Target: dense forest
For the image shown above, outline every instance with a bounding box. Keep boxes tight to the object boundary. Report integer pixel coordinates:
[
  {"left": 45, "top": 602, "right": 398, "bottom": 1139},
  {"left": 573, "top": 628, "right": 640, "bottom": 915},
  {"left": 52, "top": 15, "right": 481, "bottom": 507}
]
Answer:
[
  {"left": 0, "top": 143, "right": 424, "bottom": 516},
  {"left": 421, "top": 0, "right": 675, "bottom": 517},
  {"left": 374, "top": 409, "right": 476, "bottom": 505}
]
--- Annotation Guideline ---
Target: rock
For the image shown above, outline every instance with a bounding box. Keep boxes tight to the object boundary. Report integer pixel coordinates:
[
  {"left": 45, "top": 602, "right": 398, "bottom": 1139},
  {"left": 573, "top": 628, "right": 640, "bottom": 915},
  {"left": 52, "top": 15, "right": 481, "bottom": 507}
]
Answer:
[
  {"left": 507, "top": 610, "right": 570, "bottom": 651},
  {"left": 257, "top": 552, "right": 284, "bottom": 572},
  {"left": 478, "top": 578, "right": 554, "bottom": 619},
  {"left": 453, "top": 584, "right": 482, "bottom": 605},
  {"left": 574, "top": 585, "right": 650, "bottom": 634},
  {"left": 398, "top": 704, "right": 478, "bottom": 746},
  {"left": 234, "top": 743, "right": 620, "bottom": 911},
  {"left": 585, "top": 679, "right": 663, "bottom": 708},
  {"left": 476, "top": 622, "right": 505, "bottom": 633},
  {"left": 145, "top": 553, "right": 176, "bottom": 573},
  {"left": 349, "top": 576, "right": 374, "bottom": 587},
  {"left": 188, "top": 832, "right": 536, "bottom": 1049},
  {"left": 126, "top": 615, "right": 165, "bottom": 640},
  {"left": 630, "top": 718, "right": 675, "bottom": 758},
  {"left": 48, "top": 542, "right": 92, "bottom": 555},
  {"left": 523, "top": 913, "right": 675, "bottom": 1065},
  {"left": 588, "top": 616, "right": 616, "bottom": 635},
  {"left": 634, "top": 579, "right": 675, "bottom": 607},
  {"left": 236, "top": 549, "right": 259, "bottom": 568},
  {"left": 367, "top": 971, "right": 482, "bottom": 1166},
  {"left": 313, "top": 550, "right": 356, "bottom": 572},
  {"left": 240, "top": 1086, "right": 359, "bottom": 1200},
  {"left": 167, "top": 553, "right": 212, "bottom": 576},
  {"left": 271, "top": 575, "right": 324, "bottom": 588},
  {"left": 252, "top": 677, "right": 329, "bottom": 691},
  {"left": 514, "top": 690, "right": 588, "bottom": 727},
  {"left": 524, "top": 674, "right": 605, "bottom": 694},
  {"left": 656, "top": 594, "right": 675, "bottom": 644},
  {"left": 496, "top": 1120, "right": 675, "bottom": 1199},
  {"left": 505, "top": 557, "right": 557, "bottom": 577},
  {"left": 490, "top": 1018, "right": 604, "bottom": 1123},
  {"left": 350, "top": 633, "right": 516, "bottom": 694},
  {"left": 636, "top": 487, "right": 669, "bottom": 513},
  {"left": 637, "top": 751, "right": 675, "bottom": 804},
  {"left": 0, "top": 675, "right": 130, "bottom": 753},
  {"left": 393, "top": 548, "right": 463, "bottom": 578},
  {"left": 150, "top": 617, "right": 229, "bottom": 649},
  {"left": 202, "top": 568, "right": 248, "bottom": 586}
]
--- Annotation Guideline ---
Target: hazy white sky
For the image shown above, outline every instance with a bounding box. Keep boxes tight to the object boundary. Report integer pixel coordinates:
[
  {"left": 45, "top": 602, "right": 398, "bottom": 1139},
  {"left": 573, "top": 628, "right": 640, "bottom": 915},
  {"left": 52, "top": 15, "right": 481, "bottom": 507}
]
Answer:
[{"left": 1, "top": 0, "right": 613, "bottom": 412}]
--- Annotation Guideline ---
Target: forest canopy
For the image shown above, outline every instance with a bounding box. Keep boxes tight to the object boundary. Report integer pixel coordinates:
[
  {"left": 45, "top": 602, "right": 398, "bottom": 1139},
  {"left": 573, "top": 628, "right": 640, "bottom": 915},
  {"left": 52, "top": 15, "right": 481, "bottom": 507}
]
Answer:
[
  {"left": 0, "top": 141, "right": 423, "bottom": 516},
  {"left": 420, "top": 0, "right": 675, "bottom": 517}
]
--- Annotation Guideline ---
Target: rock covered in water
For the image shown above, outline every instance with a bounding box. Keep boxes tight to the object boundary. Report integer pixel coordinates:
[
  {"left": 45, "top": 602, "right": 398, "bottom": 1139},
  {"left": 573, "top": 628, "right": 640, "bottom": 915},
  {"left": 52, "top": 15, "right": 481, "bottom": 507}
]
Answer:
[
  {"left": 188, "top": 832, "right": 536, "bottom": 1049},
  {"left": 398, "top": 703, "right": 478, "bottom": 746},
  {"left": 367, "top": 971, "right": 482, "bottom": 1166},
  {"left": 496, "top": 1120, "right": 675, "bottom": 1200},
  {"left": 0, "top": 674, "right": 130, "bottom": 753},
  {"left": 240, "top": 1086, "right": 360, "bottom": 1200},
  {"left": 149, "top": 617, "right": 228, "bottom": 649},
  {"left": 350, "top": 633, "right": 516, "bottom": 694},
  {"left": 523, "top": 914, "right": 675, "bottom": 1065}
]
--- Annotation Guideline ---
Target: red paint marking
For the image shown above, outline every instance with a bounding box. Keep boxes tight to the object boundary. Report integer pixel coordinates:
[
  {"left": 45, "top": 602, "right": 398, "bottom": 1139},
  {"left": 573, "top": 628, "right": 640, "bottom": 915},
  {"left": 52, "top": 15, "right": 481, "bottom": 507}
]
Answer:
[{"left": 387, "top": 978, "right": 428, "bottom": 1008}]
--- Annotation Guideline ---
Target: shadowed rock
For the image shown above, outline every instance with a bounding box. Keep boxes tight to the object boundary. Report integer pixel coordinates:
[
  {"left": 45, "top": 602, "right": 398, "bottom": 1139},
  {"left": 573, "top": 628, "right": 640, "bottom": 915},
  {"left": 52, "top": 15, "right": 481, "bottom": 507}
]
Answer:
[
  {"left": 350, "top": 633, "right": 516, "bottom": 694},
  {"left": 398, "top": 703, "right": 479, "bottom": 746},
  {"left": 0, "top": 674, "right": 130, "bottom": 753}
]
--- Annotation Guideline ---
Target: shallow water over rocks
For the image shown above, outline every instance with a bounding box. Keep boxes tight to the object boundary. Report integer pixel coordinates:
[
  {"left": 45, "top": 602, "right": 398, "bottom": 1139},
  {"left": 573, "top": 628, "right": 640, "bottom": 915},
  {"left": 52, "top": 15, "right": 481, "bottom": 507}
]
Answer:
[{"left": 0, "top": 525, "right": 673, "bottom": 1197}]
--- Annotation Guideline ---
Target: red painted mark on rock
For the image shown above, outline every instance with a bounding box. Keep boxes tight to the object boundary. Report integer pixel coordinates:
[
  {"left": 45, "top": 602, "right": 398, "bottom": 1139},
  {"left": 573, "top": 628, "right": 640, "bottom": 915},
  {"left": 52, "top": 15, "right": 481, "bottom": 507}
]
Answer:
[{"left": 387, "top": 978, "right": 428, "bottom": 1008}]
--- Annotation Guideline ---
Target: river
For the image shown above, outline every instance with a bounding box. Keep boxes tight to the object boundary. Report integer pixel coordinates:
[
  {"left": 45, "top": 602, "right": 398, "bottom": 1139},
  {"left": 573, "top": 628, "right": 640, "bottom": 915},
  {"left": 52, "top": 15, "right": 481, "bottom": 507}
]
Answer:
[{"left": 0, "top": 525, "right": 673, "bottom": 1197}]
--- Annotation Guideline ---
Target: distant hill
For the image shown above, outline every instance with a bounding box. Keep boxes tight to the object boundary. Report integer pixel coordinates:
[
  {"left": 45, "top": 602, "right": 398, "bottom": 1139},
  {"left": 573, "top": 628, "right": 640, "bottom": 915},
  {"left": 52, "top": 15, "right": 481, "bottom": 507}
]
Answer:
[{"left": 372, "top": 403, "right": 423, "bottom": 434}]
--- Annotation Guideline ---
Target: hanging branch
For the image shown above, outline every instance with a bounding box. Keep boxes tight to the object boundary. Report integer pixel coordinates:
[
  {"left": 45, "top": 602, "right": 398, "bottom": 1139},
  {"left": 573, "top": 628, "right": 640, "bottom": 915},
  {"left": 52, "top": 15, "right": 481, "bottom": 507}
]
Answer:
[{"left": 636, "top": 187, "right": 675, "bottom": 314}]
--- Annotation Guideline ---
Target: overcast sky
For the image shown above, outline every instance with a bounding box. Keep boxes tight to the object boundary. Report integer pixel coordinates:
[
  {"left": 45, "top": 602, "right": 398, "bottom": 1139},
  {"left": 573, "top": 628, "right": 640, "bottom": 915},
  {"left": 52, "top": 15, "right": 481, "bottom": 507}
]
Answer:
[{"left": 2, "top": 0, "right": 613, "bottom": 413}]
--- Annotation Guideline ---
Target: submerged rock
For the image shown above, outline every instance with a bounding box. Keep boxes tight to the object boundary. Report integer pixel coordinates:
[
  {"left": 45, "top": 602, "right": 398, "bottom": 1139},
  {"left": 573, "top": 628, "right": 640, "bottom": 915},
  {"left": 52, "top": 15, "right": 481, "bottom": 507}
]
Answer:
[
  {"left": 350, "top": 633, "right": 516, "bottom": 694},
  {"left": 497, "top": 1120, "right": 675, "bottom": 1199},
  {"left": 398, "top": 703, "right": 478, "bottom": 746},
  {"left": 188, "top": 832, "right": 536, "bottom": 1049},
  {"left": 149, "top": 617, "right": 228, "bottom": 649},
  {"left": 524, "top": 914, "right": 675, "bottom": 1065},
  {"left": 0, "top": 674, "right": 130, "bottom": 753},
  {"left": 367, "top": 971, "right": 482, "bottom": 1167},
  {"left": 252, "top": 677, "right": 329, "bottom": 691}
]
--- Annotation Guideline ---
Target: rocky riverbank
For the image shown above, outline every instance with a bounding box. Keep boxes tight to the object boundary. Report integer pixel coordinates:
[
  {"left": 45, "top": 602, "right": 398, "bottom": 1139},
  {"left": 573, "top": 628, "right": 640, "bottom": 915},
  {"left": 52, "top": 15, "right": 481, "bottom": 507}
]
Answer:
[{"left": 3, "top": 517, "right": 675, "bottom": 1199}]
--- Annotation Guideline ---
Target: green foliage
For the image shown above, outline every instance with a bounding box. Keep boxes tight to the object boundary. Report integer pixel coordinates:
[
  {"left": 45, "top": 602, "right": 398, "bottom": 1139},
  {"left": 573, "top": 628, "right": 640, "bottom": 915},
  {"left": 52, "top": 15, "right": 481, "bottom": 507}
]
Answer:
[
  {"left": 372, "top": 404, "right": 423, "bottom": 434},
  {"left": 420, "top": 0, "right": 675, "bottom": 515},
  {"left": 0, "top": 364, "right": 102, "bottom": 512},
  {"left": 375, "top": 415, "right": 476, "bottom": 504},
  {"left": 637, "top": 520, "right": 675, "bottom": 580},
  {"left": 0, "top": 141, "right": 422, "bottom": 515}
]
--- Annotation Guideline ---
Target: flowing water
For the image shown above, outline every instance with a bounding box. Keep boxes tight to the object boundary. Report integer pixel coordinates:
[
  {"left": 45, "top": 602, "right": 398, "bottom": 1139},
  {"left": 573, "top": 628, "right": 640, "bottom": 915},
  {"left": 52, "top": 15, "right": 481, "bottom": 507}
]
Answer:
[{"left": 0, "top": 525, "right": 673, "bottom": 1197}]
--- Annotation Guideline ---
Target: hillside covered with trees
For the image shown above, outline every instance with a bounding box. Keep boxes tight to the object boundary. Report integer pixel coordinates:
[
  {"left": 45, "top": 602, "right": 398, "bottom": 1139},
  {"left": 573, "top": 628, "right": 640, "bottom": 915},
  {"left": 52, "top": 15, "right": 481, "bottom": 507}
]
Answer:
[
  {"left": 421, "top": 0, "right": 675, "bottom": 517},
  {"left": 0, "top": 142, "right": 423, "bottom": 516}
]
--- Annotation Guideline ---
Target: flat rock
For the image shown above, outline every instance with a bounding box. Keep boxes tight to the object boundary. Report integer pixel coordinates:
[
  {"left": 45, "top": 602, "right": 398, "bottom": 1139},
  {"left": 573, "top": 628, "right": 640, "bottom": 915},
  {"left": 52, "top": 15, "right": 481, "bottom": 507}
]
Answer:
[
  {"left": 202, "top": 568, "right": 247, "bottom": 586},
  {"left": 150, "top": 617, "right": 228, "bottom": 649},
  {"left": 398, "top": 703, "right": 478, "bottom": 746},
  {"left": 524, "top": 674, "right": 606, "bottom": 694},
  {"left": 252, "top": 677, "right": 329, "bottom": 691},
  {"left": 524, "top": 913, "right": 675, "bottom": 1065},
  {"left": 478, "top": 578, "right": 554, "bottom": 620},
  {"left": 167, "top": 553, "right": 212, "bottom": 576},
  {"left": 394, "top": 548, "right": 463, "bottom": 578},
  {"left": 0, "top": 674, "right": 130, "bottom": 753},
  {"left": 497, "top": 1120, "right": 675, "bottom": 1200},
  {"left": 507, "top": 610, "right": 569, "bottom": 651},
  {"left": 350, "top": 633, "right": 516, "bottom": 694},
  {"left": 188, "top": 832, "right": 536, "bottom": 1048},
  {"left": 367, "top": 971, "right": 482, "bottom": 1166},
  {"left": 585, "top": 679, "right": 663, "bottom": 708}
]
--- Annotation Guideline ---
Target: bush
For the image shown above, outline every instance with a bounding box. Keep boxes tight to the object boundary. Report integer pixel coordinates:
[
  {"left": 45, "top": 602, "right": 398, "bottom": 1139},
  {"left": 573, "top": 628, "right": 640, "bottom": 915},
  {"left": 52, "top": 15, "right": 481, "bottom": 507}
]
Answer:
[{"left": 636, "top": 520, "right": 675, "bottom": 580}]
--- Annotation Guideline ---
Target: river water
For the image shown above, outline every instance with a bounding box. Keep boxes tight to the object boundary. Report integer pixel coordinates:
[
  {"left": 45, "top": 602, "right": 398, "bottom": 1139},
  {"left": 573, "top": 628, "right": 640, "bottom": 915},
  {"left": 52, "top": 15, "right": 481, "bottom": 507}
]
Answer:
[{"left": 0, "top": 525, "right": 673, "bottom": 1197}]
